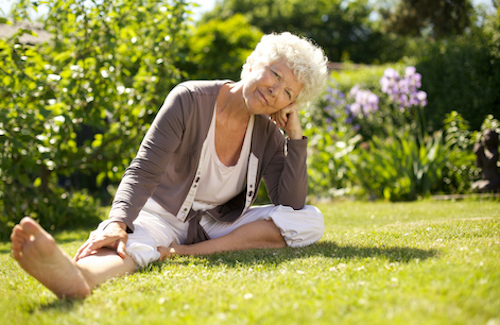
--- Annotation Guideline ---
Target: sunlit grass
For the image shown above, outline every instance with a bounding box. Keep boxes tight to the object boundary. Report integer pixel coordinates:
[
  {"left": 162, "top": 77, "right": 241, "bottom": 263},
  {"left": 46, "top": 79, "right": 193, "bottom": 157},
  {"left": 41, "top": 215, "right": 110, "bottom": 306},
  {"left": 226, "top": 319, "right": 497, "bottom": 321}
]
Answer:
[{"left": 1, "top": 199, "right": 499, "bottom": 325}]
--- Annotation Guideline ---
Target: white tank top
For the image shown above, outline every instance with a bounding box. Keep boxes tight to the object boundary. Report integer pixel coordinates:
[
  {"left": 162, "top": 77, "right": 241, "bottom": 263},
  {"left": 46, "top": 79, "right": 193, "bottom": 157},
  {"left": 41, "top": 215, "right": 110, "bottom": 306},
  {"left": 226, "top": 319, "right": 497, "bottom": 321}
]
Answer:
[{"left": 193, "top": 108, "right": 254, "bottom": 210}]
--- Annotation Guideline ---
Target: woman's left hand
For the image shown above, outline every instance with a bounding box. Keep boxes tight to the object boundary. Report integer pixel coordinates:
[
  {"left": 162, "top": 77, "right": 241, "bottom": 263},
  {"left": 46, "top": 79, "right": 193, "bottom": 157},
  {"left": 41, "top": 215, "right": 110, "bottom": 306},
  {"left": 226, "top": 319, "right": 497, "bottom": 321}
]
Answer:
[
  {"left": 157, "top": 242, "right": 183, "bottom": 260},
  {"left": 270, "top": 102, "right": 303, "bottom": 140}
]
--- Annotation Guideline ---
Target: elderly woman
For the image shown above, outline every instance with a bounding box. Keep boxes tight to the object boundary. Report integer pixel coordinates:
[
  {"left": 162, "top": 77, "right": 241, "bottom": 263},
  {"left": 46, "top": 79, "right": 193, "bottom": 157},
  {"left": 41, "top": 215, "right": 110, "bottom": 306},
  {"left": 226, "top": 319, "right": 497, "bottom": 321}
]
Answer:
[{"left": 10, "top": 32, "right": 329, "bottom": 299}]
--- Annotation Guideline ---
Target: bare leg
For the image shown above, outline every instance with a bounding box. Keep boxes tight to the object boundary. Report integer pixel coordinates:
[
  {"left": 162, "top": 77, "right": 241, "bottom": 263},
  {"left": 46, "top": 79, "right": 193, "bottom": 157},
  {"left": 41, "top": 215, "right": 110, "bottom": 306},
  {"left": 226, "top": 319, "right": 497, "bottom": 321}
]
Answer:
[
  {"left": 76, "top": 249, "right": 136, "bottom": 290},
  {"left": 10, "top": 217, "right": 136, "bottom": 299},
  {"left": 158, "top": 220, "right": 286, "bottom": 258}
]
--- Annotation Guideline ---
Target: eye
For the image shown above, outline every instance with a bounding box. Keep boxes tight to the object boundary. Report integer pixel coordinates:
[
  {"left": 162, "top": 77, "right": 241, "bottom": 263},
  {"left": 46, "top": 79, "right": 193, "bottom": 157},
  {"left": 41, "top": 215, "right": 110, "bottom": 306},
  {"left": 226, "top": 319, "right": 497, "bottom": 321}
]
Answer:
[
  {"left": 286, "top": 90, "right": 291, "bottom": 100},
  {"left": 271, "top": 70, "right": 280, "bottom": 79}
]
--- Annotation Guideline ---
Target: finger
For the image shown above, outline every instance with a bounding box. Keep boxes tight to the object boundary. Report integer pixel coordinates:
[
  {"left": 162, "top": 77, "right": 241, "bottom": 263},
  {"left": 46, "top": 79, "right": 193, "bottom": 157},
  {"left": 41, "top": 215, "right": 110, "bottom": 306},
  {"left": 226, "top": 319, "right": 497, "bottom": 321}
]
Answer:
[
  {"left": 269, "top": 113, "right": 278, "bottom": 124},
  {"left": 74, "top": 240, "right": 93, "bottom": 261},
  {"left": 75, "top": 248, "right": 98, "bottom": 261},
  {"left": 117, "top": 239, "right": 127, "bottom": 259},
  {"left": 82, "top": 237, "right": 113, "bottom": 254},
  {"left": 74, "top": 235, "right": 115, "bottom": 260},
  {"left": 276, "top": 110, "right": 288, "bottom": 128},
  {"left": 85, "top": 235, "right": 126, "bottom": 258}
]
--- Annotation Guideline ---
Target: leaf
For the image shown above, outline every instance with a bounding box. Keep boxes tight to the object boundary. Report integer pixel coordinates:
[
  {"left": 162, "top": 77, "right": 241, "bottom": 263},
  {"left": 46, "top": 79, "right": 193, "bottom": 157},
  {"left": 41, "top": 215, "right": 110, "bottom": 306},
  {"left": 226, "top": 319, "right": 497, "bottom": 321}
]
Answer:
[
  {"left": 91, "top": 134, "right": 103, "bottom": 148},
  {"left": 54, "top": 51, "right": 73, "bottom": 62},
  {"left": 96, "top": 172, "right": 106, "bottom": 187},
  {"left": 34, "top": 177, "right": 42, "bottom": 187},
  {"left": 0, "top": 18, "right": 13, "bottom": 25},
  {"left": 18, "top": 29, "right": 37, "bottom": 37}
]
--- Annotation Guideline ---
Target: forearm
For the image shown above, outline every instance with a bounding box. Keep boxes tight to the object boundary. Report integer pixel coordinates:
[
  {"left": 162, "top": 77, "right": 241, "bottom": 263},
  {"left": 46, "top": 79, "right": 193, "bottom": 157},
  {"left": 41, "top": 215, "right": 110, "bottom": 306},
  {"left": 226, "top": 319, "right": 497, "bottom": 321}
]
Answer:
[
  {"left": 164, "top": 220, "right": 286, "bottom": 257},
  {"left": 286, "top": 125, "right": 303, "bottom": 140},
  {"left": 266, "top": 137, "right": 308, "bottom": 209}
]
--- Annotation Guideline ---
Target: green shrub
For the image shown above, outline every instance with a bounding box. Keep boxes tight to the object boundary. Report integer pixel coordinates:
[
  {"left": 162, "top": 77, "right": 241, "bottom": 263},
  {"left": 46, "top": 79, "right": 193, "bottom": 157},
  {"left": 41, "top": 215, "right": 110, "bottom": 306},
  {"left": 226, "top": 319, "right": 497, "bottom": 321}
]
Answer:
[
  {"left": 303, "top": 81, "right": 362, "bottom": 198},
  {"left": 0, "top": 0, "right": 190, "bottom": 238},
  {"left": 179, "top": 14, "right": 263, "bottom": 81},
  {"left": 346, "top": 130, "right": 448, "bottom": 201},
  {"left": 0, "top": 188, "right": 102, "bottom": 240},
  {"left": 440, "top": 112, "right": 500, "bottom": 195},
  {"left": 415, "top": 34, "right": 500, "bottom": 131},
  {"left": 441, "top": 111, "right": 479, "bottom": 194}
]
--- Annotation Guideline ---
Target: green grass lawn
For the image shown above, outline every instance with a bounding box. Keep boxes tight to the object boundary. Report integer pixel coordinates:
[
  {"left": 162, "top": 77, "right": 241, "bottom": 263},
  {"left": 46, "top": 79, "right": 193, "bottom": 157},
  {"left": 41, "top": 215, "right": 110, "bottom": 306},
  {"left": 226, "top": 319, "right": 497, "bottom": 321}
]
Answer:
[{"left": 1, "top": 199, "right": 499, "bottom": 325}]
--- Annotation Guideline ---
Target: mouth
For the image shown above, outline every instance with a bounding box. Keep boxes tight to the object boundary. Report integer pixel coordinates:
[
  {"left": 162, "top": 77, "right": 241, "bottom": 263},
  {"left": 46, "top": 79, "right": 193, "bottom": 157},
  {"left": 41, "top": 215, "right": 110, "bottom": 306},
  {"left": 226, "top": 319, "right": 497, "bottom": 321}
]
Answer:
[{"left": 258, "top": 90, "right": 268, "bottom": 105}]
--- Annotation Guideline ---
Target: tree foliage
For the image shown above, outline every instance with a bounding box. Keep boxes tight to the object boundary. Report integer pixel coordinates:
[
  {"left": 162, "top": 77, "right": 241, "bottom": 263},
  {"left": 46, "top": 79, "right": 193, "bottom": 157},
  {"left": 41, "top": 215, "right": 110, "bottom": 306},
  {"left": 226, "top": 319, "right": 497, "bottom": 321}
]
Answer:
[
  {"left": 202, "top": 0, "right": 389, "bottom": 63},
  {"left": 380, "top": 0, "right": 474, "bottom": 38},
  {"left": 0, "top": 0, "right": 191, "bottom": 237},
  {"left": 179, "top": 13, "right": 262, "bottom": 81}
]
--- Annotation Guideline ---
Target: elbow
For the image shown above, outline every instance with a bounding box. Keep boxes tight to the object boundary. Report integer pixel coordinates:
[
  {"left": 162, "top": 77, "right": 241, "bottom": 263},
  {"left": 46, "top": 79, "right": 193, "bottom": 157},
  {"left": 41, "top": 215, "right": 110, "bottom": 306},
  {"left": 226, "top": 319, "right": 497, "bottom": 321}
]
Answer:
[
  {"left": 290, "top": 200, "right": 306, "bottom": 210},
  {"left": 275, "top": 193, "right": 307, "bottom": 210}
]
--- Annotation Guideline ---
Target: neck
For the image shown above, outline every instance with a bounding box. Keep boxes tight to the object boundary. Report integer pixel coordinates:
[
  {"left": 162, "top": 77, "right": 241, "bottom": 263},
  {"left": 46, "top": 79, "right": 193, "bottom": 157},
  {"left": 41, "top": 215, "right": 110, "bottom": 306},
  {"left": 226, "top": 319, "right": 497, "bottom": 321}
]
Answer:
[{"left": 216, "top": 82, "right": 251, "bottom": 124}]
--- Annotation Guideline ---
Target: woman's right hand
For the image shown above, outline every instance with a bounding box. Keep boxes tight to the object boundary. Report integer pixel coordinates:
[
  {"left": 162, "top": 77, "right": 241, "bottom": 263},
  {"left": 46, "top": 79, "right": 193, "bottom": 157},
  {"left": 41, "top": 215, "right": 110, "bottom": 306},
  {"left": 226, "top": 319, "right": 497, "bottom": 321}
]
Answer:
[
  {"left": 269, "top": 102, "right": 303, "bottom": 140},
  {"left": 73, "top": 221, "right": 128, "bottom": 261}
]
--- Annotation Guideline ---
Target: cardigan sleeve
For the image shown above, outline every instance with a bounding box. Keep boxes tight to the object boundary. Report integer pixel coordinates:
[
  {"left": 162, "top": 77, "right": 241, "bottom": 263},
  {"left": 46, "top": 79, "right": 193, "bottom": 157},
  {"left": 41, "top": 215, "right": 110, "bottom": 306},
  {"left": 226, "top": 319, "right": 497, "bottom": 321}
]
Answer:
[
  {"left": 107, "top": 84, "right": 193, "bottom": 231},
  {"left": 262, "top": 134, "right": 309, "bottom": 210}
]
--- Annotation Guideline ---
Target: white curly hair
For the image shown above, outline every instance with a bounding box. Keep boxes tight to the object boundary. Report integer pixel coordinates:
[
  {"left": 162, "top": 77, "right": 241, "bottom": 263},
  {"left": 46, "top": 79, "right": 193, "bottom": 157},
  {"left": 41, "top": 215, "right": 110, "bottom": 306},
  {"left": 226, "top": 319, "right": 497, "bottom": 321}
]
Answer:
[{"left": 241, "top": 32, "right": 329, "bottom": 108}]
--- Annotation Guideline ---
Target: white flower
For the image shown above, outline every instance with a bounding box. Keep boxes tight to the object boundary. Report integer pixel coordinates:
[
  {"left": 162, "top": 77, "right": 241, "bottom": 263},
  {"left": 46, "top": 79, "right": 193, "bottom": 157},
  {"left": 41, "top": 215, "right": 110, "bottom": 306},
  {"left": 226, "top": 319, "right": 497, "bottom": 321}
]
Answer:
[
  {"left": 53, "top": 115, "right": 65, "bottom": 124},
  {"left": 47, "top": 74, "right": 61, "bottom": 81}
]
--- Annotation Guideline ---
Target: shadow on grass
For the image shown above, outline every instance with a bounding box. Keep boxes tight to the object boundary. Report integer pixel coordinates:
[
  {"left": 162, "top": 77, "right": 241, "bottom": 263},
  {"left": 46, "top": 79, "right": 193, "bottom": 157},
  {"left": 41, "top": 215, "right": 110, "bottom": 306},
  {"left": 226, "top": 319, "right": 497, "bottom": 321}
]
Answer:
[
  {"left": 162, "top": 240, "right": 439, "bottom": 269},
  {"left": 27, "top": 297, "right": 84, "bottom": 314}
]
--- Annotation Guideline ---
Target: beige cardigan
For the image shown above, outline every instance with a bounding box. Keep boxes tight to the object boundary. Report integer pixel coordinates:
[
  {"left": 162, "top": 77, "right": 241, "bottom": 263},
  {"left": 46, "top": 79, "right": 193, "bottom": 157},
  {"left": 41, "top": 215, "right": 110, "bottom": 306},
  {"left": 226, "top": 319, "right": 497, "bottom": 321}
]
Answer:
[{"left": 108, "top": 80, "right": 308, "bottom": 242}]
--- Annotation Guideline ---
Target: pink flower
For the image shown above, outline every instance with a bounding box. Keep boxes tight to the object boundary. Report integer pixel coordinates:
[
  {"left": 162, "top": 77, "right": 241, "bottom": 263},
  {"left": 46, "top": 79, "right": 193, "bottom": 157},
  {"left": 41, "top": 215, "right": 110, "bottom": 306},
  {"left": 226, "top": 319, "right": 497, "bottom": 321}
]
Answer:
[
  {"left": 384, "top": 68, "right": 400, "bottom": 79},
  {"left": 405, "top": 66, "right": 416, "bottom": 77},
  {"left": 350, "top": 103, "right": 361, "bottom": 116}
]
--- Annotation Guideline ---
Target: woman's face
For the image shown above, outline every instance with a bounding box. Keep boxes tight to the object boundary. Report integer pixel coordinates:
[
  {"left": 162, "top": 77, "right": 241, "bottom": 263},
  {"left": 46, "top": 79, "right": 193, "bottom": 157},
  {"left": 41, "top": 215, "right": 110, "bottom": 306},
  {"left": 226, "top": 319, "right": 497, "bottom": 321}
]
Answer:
[{"left": 242, "top": 57, "right": 303, "bottom": 116}]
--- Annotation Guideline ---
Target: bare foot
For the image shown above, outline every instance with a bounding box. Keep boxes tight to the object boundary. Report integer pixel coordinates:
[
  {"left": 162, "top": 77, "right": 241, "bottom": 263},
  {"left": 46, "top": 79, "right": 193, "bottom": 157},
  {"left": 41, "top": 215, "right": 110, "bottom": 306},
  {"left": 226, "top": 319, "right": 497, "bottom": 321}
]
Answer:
[{"left": 11, "top": 217, "right": 91, "bottom": 299}]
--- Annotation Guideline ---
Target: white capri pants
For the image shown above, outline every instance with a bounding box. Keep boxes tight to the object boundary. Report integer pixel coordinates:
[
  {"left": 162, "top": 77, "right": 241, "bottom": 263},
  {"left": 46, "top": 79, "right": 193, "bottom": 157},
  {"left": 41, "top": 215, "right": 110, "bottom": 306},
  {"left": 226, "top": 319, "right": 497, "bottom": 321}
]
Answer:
[{"left": 93, "top": 198, "right": 324, "bottom": 268}]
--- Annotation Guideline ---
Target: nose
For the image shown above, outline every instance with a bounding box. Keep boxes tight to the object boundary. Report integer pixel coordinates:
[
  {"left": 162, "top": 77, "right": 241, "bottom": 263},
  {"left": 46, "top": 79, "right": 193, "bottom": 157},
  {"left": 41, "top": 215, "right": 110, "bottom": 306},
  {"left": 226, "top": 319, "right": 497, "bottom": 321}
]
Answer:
[{"left": 269, "top": 82, "right": 282, "bottom": 97}]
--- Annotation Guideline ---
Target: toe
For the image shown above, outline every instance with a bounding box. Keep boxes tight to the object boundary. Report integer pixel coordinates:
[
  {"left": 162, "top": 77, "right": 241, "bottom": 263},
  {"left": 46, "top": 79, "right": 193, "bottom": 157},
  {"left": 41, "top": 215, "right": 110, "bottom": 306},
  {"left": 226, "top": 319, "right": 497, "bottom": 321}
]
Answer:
[
  {"left": 11, "top": 249, "right": 22, "bottom": 260},
  {"left": 11, "top": 224, "right": 29, "bottom": 245},
  {"left": 20, "top": 217, "right": 47, "bottom": 238}
]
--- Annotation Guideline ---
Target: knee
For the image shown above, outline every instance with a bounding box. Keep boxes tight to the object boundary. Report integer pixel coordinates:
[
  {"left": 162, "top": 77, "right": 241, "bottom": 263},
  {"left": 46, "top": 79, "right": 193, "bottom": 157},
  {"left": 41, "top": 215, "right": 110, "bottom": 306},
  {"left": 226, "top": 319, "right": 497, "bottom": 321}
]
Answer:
[
  {"left": 301, "top": 205, "right": 325, "bottom": 244},
  {"left": 272, "top": 205, "right": 324, "bottom": 248}
]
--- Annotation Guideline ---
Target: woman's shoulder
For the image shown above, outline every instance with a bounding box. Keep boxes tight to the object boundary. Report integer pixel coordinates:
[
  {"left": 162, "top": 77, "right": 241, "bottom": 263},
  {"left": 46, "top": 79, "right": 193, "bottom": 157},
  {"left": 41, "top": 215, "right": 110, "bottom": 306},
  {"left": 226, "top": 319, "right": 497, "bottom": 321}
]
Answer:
[{"left": 176, "top": 80, "right": 233, "bottom": 97}]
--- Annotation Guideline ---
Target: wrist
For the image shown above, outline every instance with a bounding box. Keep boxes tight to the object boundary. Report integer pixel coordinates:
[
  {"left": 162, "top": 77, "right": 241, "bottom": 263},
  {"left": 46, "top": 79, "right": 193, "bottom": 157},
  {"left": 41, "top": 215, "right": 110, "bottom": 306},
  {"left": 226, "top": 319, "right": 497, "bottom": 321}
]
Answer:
[
  {"left": 287, "top": 131, "right": 303, "bottom": 140},
  {"left": 110, "top": 221, "right": 127, "bottom": 231}
]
